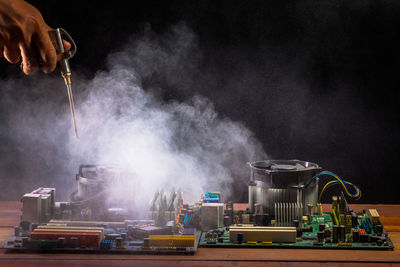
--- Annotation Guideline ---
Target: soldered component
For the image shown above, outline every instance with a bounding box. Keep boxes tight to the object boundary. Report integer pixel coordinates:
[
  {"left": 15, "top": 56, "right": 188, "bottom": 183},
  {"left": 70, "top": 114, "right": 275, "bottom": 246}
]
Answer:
[
  {"left": 339, "top": 214, "right": 345, "bottom": 226},
  {"left": 317, "top": 231, "right": 324, "bottom": 243},
  {"left": 223, "top": 215, "right": 231, "bottom": 226},
  {"left": 346, "top": 215, "right": 352, "bottom": 234},
  {"left": 332, "top": 225, "right": 338, "bottom": 243},
  {"left": 149, "top": 235, "right": 196, "bottom": 248},
  {"left": 36, "top": 225, "right": 104, "bottom": 239},
  {"left": 307, "top": 204, "right": 313, "bottom": 222},
  {"left": 30, "top": 231, "right": 100, "bottom": 247},
  {"left": 203, "top": 192, "right": 221, "bottom": 203},
  {"left": 48, "top": 219, "right": 125, "bottom": 228},
  {"left": 201, "top": 203, "right": 224, "bottom": 231},
  {"left": 317, "top": 203, "right": 323, "bottom": 215},
  {"left": 115, "top": 237, "right": 123, "bottom": 248},
  {"left": 351, "top": 212, "right": 358, "bottom": 228},
  {"left": 360, "top": 233, "right": 369, "bottom": 243},
  {"left": 332, "top": 196, "right": 338, "bottom": 212},
  {"left": 352, "top": 229, "right": 360, "bottom": 243},
  {"left": 324, "top": 228, "right": 332, "bottom": 238},
  {"left": 375, "top": 224, "right": 383, "bottom": 235},
  {"left": 21, "top": 188, "right": 56, "bottom": 223},
  {"left": 302, "top": 215, "right": 308, "bottom": 224},
  {"left": 368, "top": 209, "right": 380, "bottom": 225},
  {"left": 338, "top": 243, "right": 352, "bottom": 247},
  {"left": 100, "top": 240, "right": 112, "bottom": 249},
  {"left": 339, "top": 225, "right": 345, "bottom": 243},
  {"left": 229, "top": 226, "right": 297, "bottom": 243},
  {"left": 332, "top": 209, "right": 339, "bottom": 226},
  {"left": 242, "top": 214, "right": 250, "bottom": 224}
]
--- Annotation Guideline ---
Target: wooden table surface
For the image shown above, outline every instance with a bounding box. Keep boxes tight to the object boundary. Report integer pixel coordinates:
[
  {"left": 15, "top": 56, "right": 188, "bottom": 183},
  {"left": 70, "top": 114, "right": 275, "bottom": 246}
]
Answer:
[{"left": 1, "top": 201, "right": 400, "bottom": 267}]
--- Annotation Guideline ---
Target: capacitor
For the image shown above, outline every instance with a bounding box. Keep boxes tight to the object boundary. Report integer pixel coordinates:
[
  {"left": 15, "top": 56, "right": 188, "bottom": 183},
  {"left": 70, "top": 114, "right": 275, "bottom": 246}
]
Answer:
[
  {"left": 324, "top": 228, "right": 332, "bottom": 238},
  {"left": 70, "top": 237, "right": 78, "bottom": 248},
  {"left": 237, "top": 233, "right": 244, "bottom": 244},
  {"left": 116, "top": 237, "right": 123, "bottom": 248},
  {"left": 317, "top": 203, "right": 323, "bottom": 215},
  {"left": 234, "top": 215, "right": 240, "bottom": 225},
  {"left": 293, "top": 220, "right": 300, "bottom": 228},
  {"left": 307, "top": 204, "right": 313, "bottom": 222},
  {"left": 339, "top": 225, "right": 345, "bottom": 242},
  {"left": 332, "top": 225, "right": 339, "bottom": 243},
  {"left": 339, "top": 214, "right": 345, "bottom": 226},
  {"left": 223, "top": 216, "right": 231, "bottom": 227},
  {"left": 58, "top": 237, "right": 66, "bottom": 248},
  {"left": 20, "top": 221, "right": 30, "bottom": 232},
  {"left": 375, "top": 224, "right": 383, "bottom": 235},
  {"left": 296, "top": 228, "right": 303, "bottom": 238},
  {"left": 319, "top": 224, "right": 325, "bottom": 232},
  {"left": 22, "top": 237, "right": 29, "bottom": 247},
  {"left": 351, "top": 212, "right": 358, "bottom": 227},
  {"left": 14, "top": 226, "right": 20, "bottom": 236},
  {"left": 346, "top": 215, "right": 352, "bottom": 233},
  {"left": 242, "top": 214, "right": 250, "bottom": 224},
  {"left": 212, "top": 232, "right": 218, "bottom": 241},
  {"left": 360, "top": 233, "right": 369, "bottom": 243},
  {"left": 317, "top": 231, "right": 324, "bottom": 243},
  {"left": 352, "top": 230, "right": 360, "bottom": 243}
]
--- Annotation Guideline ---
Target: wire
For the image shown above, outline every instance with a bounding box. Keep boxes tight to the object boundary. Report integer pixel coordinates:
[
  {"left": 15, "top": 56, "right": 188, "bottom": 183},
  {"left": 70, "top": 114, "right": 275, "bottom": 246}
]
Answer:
[
  {"left": 318, "top": 179, "right": 361, "bottom": 202},
  {"left": 306, "top": 171, "right": 361, "bottom": 202}
]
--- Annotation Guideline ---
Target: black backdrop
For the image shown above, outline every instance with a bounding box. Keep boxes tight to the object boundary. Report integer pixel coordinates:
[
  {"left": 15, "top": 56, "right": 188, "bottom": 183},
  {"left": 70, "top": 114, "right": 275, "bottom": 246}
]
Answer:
[{"left": 0, "top": 0, "right": 399, "bottom": 203}]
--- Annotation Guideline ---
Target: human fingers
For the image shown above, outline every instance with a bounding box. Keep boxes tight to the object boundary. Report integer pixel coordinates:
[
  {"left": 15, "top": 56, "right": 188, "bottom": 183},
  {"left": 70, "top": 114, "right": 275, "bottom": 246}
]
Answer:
[
  {"left": 3, "top": 42, "right": 21, "bottom": 63},
  {"left": 34, "top": 25, "right": 57, "bottom": 73},
  {"left": 19, "top": 42, "right": 38, "bottom": 75},
  {"left": 63, "top": 40, "right": 71, "bottom": 51}
]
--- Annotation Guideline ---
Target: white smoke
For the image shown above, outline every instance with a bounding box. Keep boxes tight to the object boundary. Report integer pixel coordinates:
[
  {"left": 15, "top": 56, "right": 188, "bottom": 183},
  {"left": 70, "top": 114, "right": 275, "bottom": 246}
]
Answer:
[{"left": 0, "top": 23, "right": 267, "bottom": 207}]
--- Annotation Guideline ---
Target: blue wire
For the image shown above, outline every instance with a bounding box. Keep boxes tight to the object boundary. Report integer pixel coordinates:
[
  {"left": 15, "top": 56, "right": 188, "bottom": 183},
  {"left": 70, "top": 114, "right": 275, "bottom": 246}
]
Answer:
[
  {"left": 322, "top": 180, "right": 361, "bottom": 199},
  {"left": 307, "top": 171, "right": 361, "bottom": 199}
]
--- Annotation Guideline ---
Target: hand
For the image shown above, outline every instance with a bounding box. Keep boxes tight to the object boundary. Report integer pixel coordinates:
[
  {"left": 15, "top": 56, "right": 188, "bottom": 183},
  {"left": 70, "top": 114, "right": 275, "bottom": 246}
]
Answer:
[{"left": 0, "top": 0, "right": 70, "bottom": 75}]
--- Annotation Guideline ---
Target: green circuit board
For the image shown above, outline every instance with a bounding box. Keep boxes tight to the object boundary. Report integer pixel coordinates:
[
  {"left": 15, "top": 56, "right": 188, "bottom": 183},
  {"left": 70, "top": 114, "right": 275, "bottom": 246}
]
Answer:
[{"left": 199, "top": 212, "right": 394, "bottom": 250}]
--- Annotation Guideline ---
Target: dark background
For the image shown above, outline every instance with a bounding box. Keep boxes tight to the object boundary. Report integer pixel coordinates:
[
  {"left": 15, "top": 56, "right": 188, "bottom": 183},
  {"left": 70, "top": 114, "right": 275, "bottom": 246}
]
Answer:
[{"left": 1, "top": 0, "right": 399, "bottom": 203}]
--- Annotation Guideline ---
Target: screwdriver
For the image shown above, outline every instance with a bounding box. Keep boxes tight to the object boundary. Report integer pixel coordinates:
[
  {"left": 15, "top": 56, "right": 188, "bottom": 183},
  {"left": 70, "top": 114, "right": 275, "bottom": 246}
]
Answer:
[{"left": 50, "top": 28, "right": 78, "bottom": 138}]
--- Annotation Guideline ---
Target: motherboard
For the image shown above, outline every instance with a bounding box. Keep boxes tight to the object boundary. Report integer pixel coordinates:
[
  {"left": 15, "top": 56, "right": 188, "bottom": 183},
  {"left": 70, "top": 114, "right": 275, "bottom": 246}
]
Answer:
[{"left": 1, "top": 161, "right": 394, "bottom": 254}]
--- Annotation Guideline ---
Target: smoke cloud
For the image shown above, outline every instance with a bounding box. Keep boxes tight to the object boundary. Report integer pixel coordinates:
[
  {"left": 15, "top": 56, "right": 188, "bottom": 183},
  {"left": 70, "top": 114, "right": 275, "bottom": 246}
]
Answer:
[{"left": 0, "top": 23, "right": 267, "bottom": 207}]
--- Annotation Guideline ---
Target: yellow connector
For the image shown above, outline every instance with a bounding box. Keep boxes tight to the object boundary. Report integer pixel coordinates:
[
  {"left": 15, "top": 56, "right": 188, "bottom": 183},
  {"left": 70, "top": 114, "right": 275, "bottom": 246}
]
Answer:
[
  {"left": 149, "top": 235, "right": 196, "bottom": 247},
  {"left": 262, "top": 241, "right": 272, "bottom": 244},
  {"left": 368, "top": 209, "right": 380, "bottom": 225}
]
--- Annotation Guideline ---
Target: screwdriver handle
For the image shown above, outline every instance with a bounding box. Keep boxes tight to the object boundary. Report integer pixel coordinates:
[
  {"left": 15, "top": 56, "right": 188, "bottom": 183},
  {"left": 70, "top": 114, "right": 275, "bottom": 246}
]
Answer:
[{"left": 49, "top": 28, "right": 77, "bottom": 75}]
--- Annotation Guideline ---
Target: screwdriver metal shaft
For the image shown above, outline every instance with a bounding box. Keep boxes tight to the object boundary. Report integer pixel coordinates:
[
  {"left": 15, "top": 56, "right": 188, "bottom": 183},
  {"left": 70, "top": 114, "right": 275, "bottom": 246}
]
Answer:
[
  {"left": 65, "top": 81, "right": 79, "bottom": 138},
  {"left": 52, "top": 28, "right": 78, "bottom": 139}
]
